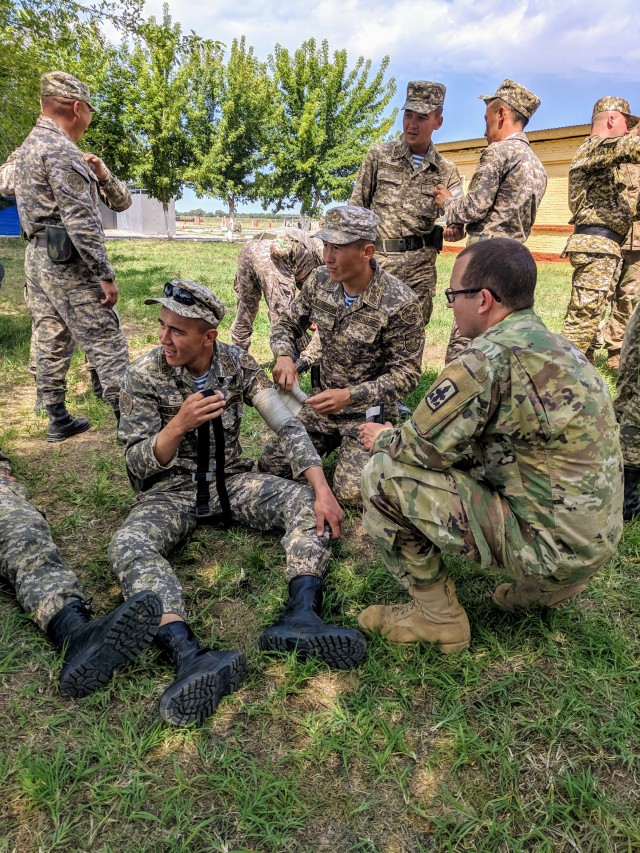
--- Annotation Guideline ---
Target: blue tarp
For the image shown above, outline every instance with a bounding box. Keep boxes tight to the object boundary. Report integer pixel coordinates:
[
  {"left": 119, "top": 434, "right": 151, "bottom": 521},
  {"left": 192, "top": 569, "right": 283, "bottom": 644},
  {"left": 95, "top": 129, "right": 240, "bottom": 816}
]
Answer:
[{"left": 0, "top": 203, "right": 20, "bottom": 236}]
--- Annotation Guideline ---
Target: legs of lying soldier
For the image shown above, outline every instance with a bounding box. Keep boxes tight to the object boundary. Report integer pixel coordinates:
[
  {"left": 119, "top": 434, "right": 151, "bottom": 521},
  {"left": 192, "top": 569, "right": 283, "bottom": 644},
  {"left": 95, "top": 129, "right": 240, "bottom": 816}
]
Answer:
[
  {"left": 0, "top": 476, "right": 84, "bottom": 630},
  {"left": 0, "top": 476, "right": 160, "bottom": 694}
]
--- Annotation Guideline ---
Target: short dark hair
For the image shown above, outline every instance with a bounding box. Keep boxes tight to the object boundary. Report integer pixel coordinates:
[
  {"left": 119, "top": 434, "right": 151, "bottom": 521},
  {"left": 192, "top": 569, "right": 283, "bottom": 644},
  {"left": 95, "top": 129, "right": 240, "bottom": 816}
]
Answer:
[
  {"left": 457, "top": 238, "right": 537, "bottom": 310},
  {"left": 490, "top": 97, "right": 529, "bottom": 128}
]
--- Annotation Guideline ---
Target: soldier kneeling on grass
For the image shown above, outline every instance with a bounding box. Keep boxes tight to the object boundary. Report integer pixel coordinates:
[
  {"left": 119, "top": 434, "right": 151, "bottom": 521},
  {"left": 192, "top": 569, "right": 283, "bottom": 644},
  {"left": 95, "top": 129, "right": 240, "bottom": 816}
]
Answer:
[
  {"left": 107, "top": 279, "right": 366, "bottom": 727},
  {"left": 357, "top": 238, "right": 623, "bottom": 652}
]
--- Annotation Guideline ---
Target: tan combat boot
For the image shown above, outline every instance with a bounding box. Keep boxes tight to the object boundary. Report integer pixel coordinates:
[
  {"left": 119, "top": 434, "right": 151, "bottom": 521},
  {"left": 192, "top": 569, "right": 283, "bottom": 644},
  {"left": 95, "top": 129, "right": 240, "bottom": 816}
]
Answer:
[
  {"left": 358, "top": 575, "right": 470, "bottom": 654},
  {"left": 493, "top": 577, "right": 591, "bottom": 612}
]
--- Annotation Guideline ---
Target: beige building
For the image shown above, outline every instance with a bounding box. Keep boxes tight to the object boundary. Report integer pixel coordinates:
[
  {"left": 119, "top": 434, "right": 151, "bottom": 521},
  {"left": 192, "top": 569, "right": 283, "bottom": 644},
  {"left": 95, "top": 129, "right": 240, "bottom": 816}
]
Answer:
[{"left": 438, "top": 124, "right": 590, "bottom": 258}]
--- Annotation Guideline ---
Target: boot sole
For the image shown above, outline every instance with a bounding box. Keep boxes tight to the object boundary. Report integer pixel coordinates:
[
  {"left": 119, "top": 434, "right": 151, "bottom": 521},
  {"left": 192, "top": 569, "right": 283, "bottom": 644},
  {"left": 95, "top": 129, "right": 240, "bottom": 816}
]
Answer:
[
  {"left": 158, "top": 651, "right": 247, "bottom": 727},
  {"left": 59, "top": 591, "right": 163, "bottom": 698},
  {"left": 259, "top": 629, "right": 367, "bottom": 670},
  {"left": 47, "top": 420, "right": 90, "bottom": 443}
]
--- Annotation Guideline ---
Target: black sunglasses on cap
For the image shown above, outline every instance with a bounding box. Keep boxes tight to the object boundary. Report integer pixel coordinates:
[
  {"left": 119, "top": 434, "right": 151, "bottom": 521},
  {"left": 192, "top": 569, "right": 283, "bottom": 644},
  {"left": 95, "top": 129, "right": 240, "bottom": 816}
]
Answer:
[{"left": 164, "top": 281, "right": 208, "bottom": 307}]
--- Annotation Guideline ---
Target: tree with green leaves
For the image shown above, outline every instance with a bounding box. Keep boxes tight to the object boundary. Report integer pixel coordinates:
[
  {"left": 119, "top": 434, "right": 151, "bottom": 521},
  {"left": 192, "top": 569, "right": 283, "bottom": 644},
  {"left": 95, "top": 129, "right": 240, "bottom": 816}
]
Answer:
[
  {"left": 185, "top": 36, "right": 274, "bottom": 218},
  {"left": 259, "top": 38, "right": 397, "bottom": 217},
  {"left": 0, "top": 0, "right": 142, "bottom": 160}
]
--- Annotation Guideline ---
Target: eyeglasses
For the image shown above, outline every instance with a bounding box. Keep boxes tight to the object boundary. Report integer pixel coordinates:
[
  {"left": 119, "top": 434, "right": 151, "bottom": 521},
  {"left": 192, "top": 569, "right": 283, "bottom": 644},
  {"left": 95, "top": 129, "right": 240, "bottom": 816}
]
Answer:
[
  {"left": 164, "top": 282, "right": 205, "bottom": 307},
  {"left": 444, "top": 287, "right": 501, "bottom": 303}
]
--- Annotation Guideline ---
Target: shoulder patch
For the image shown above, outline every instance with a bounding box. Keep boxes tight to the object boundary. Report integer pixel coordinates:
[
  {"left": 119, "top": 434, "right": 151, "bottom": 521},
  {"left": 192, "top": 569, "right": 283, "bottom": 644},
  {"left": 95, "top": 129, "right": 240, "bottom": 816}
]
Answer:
[
  {"left": 120, "top": 389, "right": 134, "bottom": 416},
  {"left": 255, "top": 368, "right": 272, "bottom": 390},
  {"left": 240, "top": 352, "right": 259, "bottom": 371},
  {"left": 66, "top": 170, "right": 87, "bottom": 194},
  {"left": 400, "top": 303, "right": 422, "bottom": 325},
  {"left": 412, "top": 362, "right": 484, "bottom": 437},
  {"left": 404, "top": 331, "right": 423, "bottom": 354}
]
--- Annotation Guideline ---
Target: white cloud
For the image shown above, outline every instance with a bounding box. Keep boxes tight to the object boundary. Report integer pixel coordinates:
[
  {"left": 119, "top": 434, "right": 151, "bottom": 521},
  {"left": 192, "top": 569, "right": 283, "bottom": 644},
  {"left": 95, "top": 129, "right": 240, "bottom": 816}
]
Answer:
[{"left": 140, "top": 0, "right": 640, "bottom": 79}]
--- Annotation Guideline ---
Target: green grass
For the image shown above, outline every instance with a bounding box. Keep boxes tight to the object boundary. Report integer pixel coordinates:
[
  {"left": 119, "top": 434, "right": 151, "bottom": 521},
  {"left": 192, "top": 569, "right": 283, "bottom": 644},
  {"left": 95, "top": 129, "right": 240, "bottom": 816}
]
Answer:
[{"left": 0, "top": 237, "right": 638, "bottom": 852}]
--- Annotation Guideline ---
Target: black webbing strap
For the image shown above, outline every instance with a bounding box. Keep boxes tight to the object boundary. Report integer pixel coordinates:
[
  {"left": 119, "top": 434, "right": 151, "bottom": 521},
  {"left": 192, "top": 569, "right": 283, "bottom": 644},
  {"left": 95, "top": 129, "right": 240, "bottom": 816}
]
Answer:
[
  {"left": 212, "top": 416, "right": 232, "bottom": 528},
  {"left": 192, "top": 391, "right": 232, "bottom": 527}
]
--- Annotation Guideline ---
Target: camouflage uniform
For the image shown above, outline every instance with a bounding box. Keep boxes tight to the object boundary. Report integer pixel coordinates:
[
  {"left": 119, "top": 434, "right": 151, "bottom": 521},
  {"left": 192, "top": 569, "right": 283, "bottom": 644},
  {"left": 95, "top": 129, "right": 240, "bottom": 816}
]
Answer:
[
  {"left": 362, "top": 309, "right": 623, "bottom": 591},
  {"left": 443, "top": 80, "right": 547, "bottom": 363},
  {"left": 262, "top": 252, "right": 424, "bottom": 505},
  {"left": 614, "top": 301, "right": 640, "bottom": 466},
  {"left": 603, "top": 164, "right": 640, "bottom": 360},
  {"left": 350, "top": 82, "right": 462, "bottom": 325},
  {"left": 108, "top": 343, "right": 331, "bottom": 619},
  {"left": 230, "top": 227, "right": 323, "bottom": 363},
  {"left": 14, "top": 79, "right": 131, "bottom": 407},
  {"left": 561, "top": 98, "right": 640, "bottom": 359},
  {"left": 0, "top": 448, "right": 84, "bottom": 630}
]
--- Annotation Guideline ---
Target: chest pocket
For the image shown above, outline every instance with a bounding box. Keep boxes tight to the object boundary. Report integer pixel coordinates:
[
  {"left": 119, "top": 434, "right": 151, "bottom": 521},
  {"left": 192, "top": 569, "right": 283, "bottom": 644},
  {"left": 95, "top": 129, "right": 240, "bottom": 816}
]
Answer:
[
  {"left": 310, "top": 299, "right": 337, "bottom": 332},
  {"left": 418, "top": 180, "right": 437, "bottom": 217},
  {"left": 376, "top": 169, "right": 403, "bottom": 205},
  {"left": 221, "top": 390, "right": 243, "bottom": 431},
  {"left": 345, "top": 314, "right": 381, "bottom": 345},
  {"left": 159, "top": 404, "right": 181, "bottom": 427}
]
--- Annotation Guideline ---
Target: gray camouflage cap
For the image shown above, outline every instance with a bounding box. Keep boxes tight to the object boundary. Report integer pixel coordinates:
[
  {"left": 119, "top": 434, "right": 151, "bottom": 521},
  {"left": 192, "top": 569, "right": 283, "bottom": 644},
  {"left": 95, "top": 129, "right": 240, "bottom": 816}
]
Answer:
[
  {"left": 41, "top": 71, "right": 96, "bottom": 111},
  {"left": 479, "top": 79, "right": 540, "bottom": 120},
  {"left": 314, "top": 206, "right": 380, "bottom": 245},
  {"left": 592, "top": 96, "right": 639, "bottom": 128},
  {"left": 145, "top": 279, "right": 225, "bottom": 328},
  {"left": 402, "top": 81, "right": 446, "bottom": 115}
]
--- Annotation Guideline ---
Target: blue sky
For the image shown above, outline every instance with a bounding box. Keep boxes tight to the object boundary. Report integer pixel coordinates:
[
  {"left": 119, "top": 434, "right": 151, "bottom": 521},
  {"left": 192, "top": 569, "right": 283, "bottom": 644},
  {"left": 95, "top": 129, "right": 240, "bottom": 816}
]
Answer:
[{"left": 140, "top": 0, "right": 640, "bottom": 211}]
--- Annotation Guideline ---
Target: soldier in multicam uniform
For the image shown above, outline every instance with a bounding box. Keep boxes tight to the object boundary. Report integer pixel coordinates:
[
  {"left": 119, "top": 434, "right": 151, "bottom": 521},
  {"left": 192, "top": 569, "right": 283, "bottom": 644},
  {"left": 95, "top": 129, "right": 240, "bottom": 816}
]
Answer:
[
  {"left": 230, "top": 226, "right": 323, "bottom": 368},
  {"left": 350, "top": 81, "right": 462, "bottom": 326},
  {"left": 434, "top": 79, "right": 547, "bottom": 363},
  {"left": 259, "top": 206, "right": 424, "bottom": 506},
  {"left": 603, "top": 164, "right": 640, "bottom": 369},
  {"left": 357, "top": 239, "right": 623, "bottom": 653},
  {"left": 108, "top": 279, "right": 366, "bottom": 727},
  {"left": 560, "top": 97, "right": 640, "bottom": 363},
  {"left": 10, "top": 71, "right": 131, "bottom": 440},
  {"left": 0, "top": 447, "right": 161, "bottom": 698}
]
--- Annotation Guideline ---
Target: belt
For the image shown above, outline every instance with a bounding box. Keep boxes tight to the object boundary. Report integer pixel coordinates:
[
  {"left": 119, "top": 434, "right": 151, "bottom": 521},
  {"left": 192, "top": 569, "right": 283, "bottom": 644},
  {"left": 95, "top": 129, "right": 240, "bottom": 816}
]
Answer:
[
  {"left": 376, "top": 227, "right": 443, "bottom": 253},
  {"left": 573, "top": 224, "right": 625, "bottom": 245}
]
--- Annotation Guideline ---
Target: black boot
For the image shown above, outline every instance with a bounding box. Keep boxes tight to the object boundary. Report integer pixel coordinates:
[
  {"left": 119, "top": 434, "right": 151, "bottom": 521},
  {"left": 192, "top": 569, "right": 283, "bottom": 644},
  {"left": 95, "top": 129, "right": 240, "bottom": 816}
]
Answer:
[
  {"left": 46, "top": 402, "right": 90, "bottom": 442},
  {"left": 46, "top": 590, "right": 162, "bottom": 698},
  {"left": 259, "top": 575, "right": 367, "bottom": 669},
  {"left": 89, "top": 368, "right": 104, "bottom": 399},
  {"left": 155, "top": 621, "right": 247, "bottom": 727},
  {"left": 623, "top": 465, "right": 640, "bottom": 522}
]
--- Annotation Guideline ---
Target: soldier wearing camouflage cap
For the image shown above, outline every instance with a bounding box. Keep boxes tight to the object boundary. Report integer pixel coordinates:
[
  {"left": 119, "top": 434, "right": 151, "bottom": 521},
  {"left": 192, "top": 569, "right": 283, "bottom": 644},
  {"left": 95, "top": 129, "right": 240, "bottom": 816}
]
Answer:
[
  {"left": 229, "top": 227, "right": 324, "bottom": 368},
  {"left": 350, "top": 81, "right": 463, "bottom": 328},
  {"left": 434, "top": 78, "right": 547, "bottom": 363},
  {"left": 109, "top": 278, "right": 366, "bottom": 727},
  {"left": 3, "top": 70, "right": 131, "bottom": 441},
  {"left": 561, "top": 96, "right": 640, "bottom": 363},
  {"left": 261, "top": 205, "right": 424, "bottom": 506},
  {"left": 357, "top": 239, "right": 623, "bottom": 653}
]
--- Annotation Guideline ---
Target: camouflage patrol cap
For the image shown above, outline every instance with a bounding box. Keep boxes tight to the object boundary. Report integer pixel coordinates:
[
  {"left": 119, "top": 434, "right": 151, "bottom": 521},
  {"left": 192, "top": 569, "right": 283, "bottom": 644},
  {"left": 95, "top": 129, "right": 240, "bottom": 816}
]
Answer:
[
  {"left": 592, "top": 96, "right": 639, "bottom": 128},
  {"left": 479, "top": 79, "right": 540, "bottom": 120},
  {"left": 41, "top": 71, "right": 96, "bottom": 111},
  {"left": 145, "top": 279, "right": 225, "bottom": 328},
  {"left": 402, "top": 81, "right": 446, "bottom": 115},
  {"left": 314, "top": 205, "right": 380, "bottom": 245}
]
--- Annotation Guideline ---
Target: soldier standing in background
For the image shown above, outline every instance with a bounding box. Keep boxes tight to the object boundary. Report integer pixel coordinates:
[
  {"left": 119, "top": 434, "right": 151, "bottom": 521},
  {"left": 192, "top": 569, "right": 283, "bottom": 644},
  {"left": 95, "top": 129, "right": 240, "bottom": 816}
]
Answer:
[
  {"left": 603, "top": 164, "right": 640, "bottom": 369},
  {"left": 434, "top": 79, "right": 546, "bottom": 363},
  {"left": 11, "top": 71, "right": 131, "bottom": 440},
  {"left": 357, "top": 240, "right": 622, "bottom": 653},
  {"left": 560, "top": 97, "right": 640, "bottom": 363},
  {"left": 230, "top": 226, "right": 323, "bottom": 369},
  {"left": 350, "top": 81, "right": 462, "bottom": 326}
]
